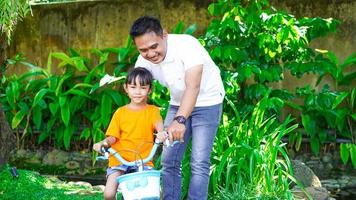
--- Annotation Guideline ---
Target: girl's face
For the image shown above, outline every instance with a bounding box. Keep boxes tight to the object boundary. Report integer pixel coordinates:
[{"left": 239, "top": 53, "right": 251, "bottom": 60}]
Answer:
[{"left": 124, "top": 77, "right": 151, "bottom": 105}]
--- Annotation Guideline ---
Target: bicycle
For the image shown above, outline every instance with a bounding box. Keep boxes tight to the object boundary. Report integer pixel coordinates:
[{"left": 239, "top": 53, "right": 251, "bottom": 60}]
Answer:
[{"left": 97, "top": 135, "right": 178, "bottom": 200}]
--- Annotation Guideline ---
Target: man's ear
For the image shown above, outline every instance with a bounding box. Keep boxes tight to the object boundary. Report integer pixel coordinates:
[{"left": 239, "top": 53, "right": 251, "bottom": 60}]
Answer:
[{"left": 162, "top": 29, "right": 168, "bottom": 39}]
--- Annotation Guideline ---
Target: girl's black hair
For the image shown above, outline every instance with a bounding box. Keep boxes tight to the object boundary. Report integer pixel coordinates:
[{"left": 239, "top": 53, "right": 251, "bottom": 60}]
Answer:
[
  {"left": 130, "top": 16, "right": 163, "bottom": 38},
  {"left": 125, "top": 67, "right": 153, "bottom": 88}
]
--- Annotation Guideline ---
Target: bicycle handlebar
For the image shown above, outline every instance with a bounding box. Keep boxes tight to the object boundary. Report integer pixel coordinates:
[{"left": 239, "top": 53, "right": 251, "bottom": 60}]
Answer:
[{"left": 96, "top": 138, "right": 179, "bottom": 167}]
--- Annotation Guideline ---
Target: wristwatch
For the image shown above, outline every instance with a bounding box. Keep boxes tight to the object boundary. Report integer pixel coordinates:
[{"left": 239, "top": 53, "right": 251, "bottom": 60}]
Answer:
[{"left": 174, "top": 115, "right": 186, "bottom": 124}]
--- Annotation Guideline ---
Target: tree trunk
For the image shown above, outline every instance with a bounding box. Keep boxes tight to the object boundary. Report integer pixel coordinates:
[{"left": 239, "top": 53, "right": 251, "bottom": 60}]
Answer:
[
  {"left": 0, "top": 33, "right": 16, "bottom": 168},
  {"left": 0, "top": 106, "right": 15, "bottom": 168},
  {"left": 0, "top": 33, "right": 6, "bottom": 77}
]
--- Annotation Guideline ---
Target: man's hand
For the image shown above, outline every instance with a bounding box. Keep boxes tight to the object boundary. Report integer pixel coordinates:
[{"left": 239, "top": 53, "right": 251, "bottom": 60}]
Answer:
[{"left": 167, "top": 120, "right": 186, "bottom": 144}]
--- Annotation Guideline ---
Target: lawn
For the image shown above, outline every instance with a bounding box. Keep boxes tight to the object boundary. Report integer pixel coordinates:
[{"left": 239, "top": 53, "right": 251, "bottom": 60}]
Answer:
[{"left": 0, "top": 165, "right": 103, "bottom": 200}]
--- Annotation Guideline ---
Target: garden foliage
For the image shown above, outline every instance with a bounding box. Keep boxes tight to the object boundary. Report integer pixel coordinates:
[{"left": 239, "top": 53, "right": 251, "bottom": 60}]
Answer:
[
  {"left": 0, "top": 0, "right": 355, "bottom": 199},
  {"left": 203, "top": 0, "right": 355, "bottom": 165}
]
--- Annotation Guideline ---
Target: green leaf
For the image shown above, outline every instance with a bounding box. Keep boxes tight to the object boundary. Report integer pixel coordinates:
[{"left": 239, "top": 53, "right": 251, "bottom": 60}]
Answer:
[
  {"left": 172, "top": 21, "right": 184, "bottom": 34},
  {"left": 101, "top": 94, "right": 112, "bottom": 127},
  {"left": 49, "top": 102, "right": 59, "bottom": 116},
  {"left": 295, "top": 131, "right": 302, "bottom": 151},
  {"left": 301, "top": 114, "right": 315, "bottom": 136},
  {"left": 310, "top": 137, "right": 320, "bottom": 155},
  {"left": 350, "top": 144, "right": 356, "bottom": 169},
  {"left": 340, "top": 143, "right": 349, "bottom": 164},
  {"left": 72, "top": 57, "right": 89, "bottom": 72},
  {"left": 335, "top": 109, "right": 347, "bottom": 132},
  {"left": 18, "top": 102, "right": 29, "bottom": 113},
  {"left": 32, "top": 105, "right": 42, "bottom": 129},
  {"left": 216, "top": 147, "right": 235, "bottom": 183},
  {"left": 106, "top": 90, "right": 125, "bottom": 106},
  {"left": 51, "top": 52, "right": 73, "bottom": 67},
  {"left": 60, "top": 101, "right": 70, "bottom": 126},
  {"left": 32, "top": 88, "right": 48, "bottom": 108},
  {"left": 37, "top": 131, "right": 51, "bottom": 144},
  {"left": 80, "top": 128, "right": 91, "bottom": 140},
  {"left": 64, "top": 88, "right": 90, "bottom": 98},
  {"left": 59, "top": 95, "right": 67, "bottom": 107},
  {"left": 318, "top": 129, "right": 327, "bottom": 143},
  {"left": 326, "top": 51, "right": 338, "bottom": 65},
  {"left": 69, "top": 48, "right": 80, "bottom": 57},
  {"left": 332, "top": 92, "right": 348, "bottom": 109},
  {"left": 339, "top": 53, "right": 356, "bottom": 69},
  {"left": 72, "top": 83, "right": 93, "bottom": 89},
  {"left": 351, "top": 88, "right": 356, "bottom": 110},
  {"left": 11, "top": 110, "right": 26, "bottom": 129},
  {"left": 339, "top": 72, "right": 356, "bottom": 86},
  {"left": 351, "top": 113, "right": 356, "bottom": 121},
  {"left": 63, "top": 125, "right": 74, "bottom": 150},
  {"left": 88, "top": 73, "right": 100, "bottom": 88},
  {"left": 46, "top": 117, "right": 57, "bottom": 132},
  {"left": 55, "top": 73, "right": 72, "bottom": 96},
  {"left": 185, "top": 24, "right": 197, "bottom": 35},
  {"left": 284, "top": 100, "right": 302, "bottom": 111},
  {"left": 18, "top": 69, "right": 47, "bottom": 82}
]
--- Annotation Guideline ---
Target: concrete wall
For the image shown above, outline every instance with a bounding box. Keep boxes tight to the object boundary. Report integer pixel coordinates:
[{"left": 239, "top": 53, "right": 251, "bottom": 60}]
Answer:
[
  {"left": 7, "top": 0, "right": 210, "bottom": 74},
  {"left": 7, "top": 0, "right": 355, "bottom": 76}
]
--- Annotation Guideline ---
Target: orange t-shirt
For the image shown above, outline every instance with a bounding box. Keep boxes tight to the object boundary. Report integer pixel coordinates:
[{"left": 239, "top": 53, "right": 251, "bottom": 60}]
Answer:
[{"left": 105, "top": 104, "right": 162, "bottom": 167}]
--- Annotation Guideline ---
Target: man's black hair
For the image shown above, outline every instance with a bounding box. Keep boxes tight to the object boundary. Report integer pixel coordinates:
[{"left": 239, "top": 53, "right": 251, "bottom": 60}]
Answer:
[
  {"left": 125, "top": 67, "right": 153, "bottom": 88},
  {"left": 130, "top": 16, "right": 163, "bottom": 38}
]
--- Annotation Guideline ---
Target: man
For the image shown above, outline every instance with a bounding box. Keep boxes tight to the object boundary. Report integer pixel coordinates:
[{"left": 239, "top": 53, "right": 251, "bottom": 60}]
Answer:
[{"left": 130, "top": 16, "right": 225, "bottom": 200}]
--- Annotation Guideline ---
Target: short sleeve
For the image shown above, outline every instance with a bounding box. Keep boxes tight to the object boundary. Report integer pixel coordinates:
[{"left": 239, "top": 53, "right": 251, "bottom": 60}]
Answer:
[
  {"left": 179, "top": 35, "right": 205, "bottom": 71},
  {"left": 105, "top": 109, "right": 121, "bottom": 138},
  {"left": 151, "top": 106, "right": 162, "bottom": 126}
]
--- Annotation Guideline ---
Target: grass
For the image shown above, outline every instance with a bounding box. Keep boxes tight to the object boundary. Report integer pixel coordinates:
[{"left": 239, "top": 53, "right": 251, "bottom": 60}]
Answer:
[{"left": 0, "top": 165, "right": 103, "bottom": 200}]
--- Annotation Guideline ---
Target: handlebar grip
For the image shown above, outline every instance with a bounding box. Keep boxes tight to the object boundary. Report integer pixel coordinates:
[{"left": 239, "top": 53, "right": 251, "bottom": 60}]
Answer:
[
  {"left": 100, "top": 146, "right": 108, "bottom": 154},
  {"left": 164, "top": 139, "right": 180, "bottom": 147},
  {"left": 96, "top": 146, "right": 109, "bottom": 161}
]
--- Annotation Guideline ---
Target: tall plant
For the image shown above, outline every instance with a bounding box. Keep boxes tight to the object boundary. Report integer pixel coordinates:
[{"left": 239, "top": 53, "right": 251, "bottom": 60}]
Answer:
[
  {"left": 1, "top": 46, "right": 132, "bottom": 150},
  {"left": 0, "top": 0, "right": 30, "bottom": 167},
  {"left": 203, "top": 0, "right": 355, "bottom": 158},
  {"left": 209, "top": 95, "right": 298, "bottom": 199}
]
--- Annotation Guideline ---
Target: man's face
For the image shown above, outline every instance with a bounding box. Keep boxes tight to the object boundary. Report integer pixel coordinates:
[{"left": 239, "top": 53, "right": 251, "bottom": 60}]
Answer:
[{"left": 134, "top": 31, "right": 167, "bottom": 64}]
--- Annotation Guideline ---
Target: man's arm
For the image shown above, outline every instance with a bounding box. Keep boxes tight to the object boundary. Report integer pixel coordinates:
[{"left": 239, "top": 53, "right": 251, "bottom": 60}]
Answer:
[{"left": 167, "top": 64, "right": 203, "bottom": 142}]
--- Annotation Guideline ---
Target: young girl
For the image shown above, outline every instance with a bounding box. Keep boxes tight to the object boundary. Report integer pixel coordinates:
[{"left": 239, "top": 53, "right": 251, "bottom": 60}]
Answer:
[{"left": 93, "top": 67, "right": 166, "bottom": 200}]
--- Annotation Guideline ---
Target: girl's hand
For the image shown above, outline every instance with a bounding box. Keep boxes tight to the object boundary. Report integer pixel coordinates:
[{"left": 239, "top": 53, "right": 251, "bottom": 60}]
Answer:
[
  {"left": 93, "top": 141, "right": 109, "bottom": 153},
  {"left": 156, "top": 131, "right": 168, "bottom": 143}
]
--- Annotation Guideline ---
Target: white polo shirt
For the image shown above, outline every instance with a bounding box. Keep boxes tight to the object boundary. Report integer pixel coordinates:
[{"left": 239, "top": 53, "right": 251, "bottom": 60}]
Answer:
[{"left": 135, "top": 34, "right": 225, "bottom": 107}]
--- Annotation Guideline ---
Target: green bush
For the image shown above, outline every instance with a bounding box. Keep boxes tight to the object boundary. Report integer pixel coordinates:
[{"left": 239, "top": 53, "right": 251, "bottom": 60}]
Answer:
[
  {"left": 203, "top": 0, "right": 355, "bottom": 159},
  {"left": 1, "top": 45, "right": 134, "bottom": 150}
]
